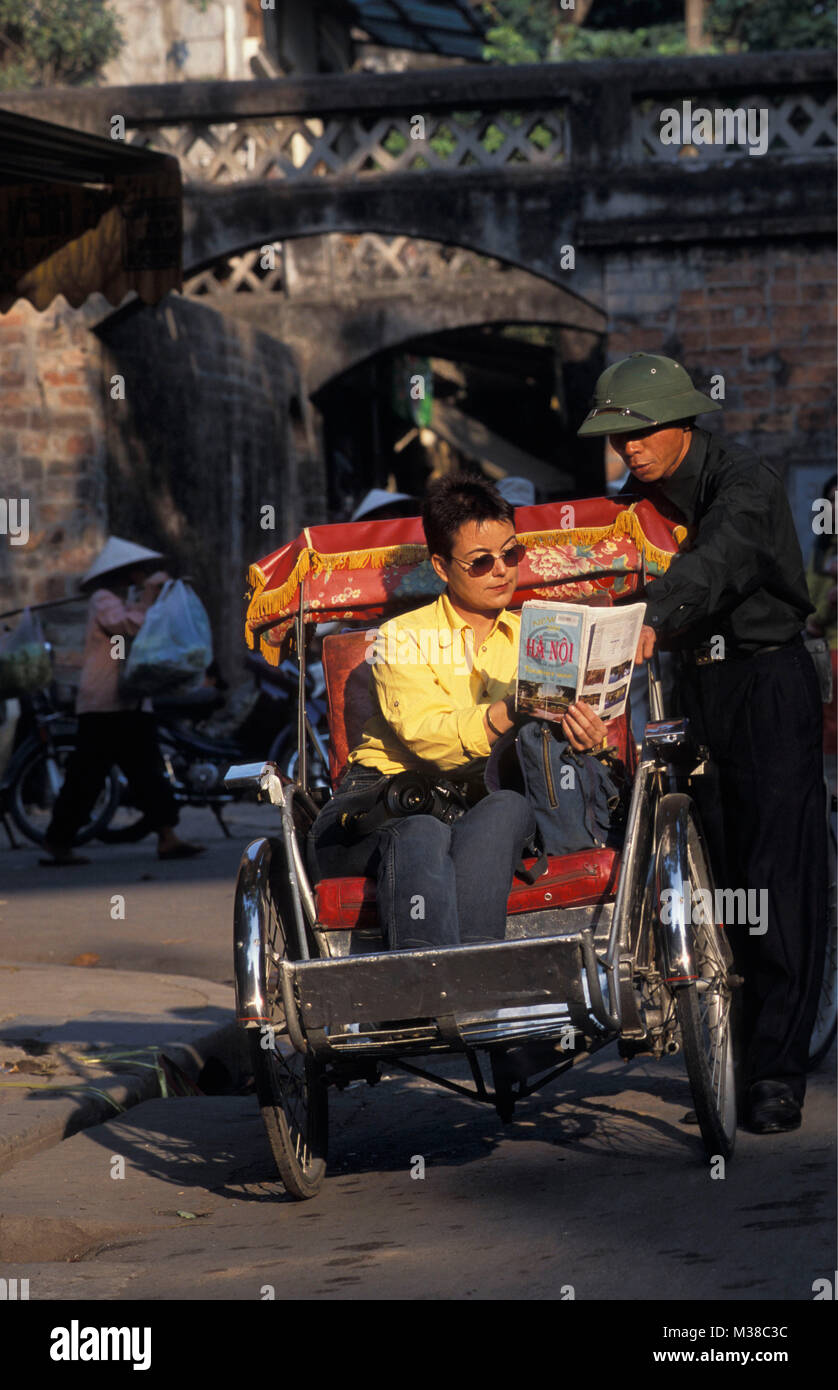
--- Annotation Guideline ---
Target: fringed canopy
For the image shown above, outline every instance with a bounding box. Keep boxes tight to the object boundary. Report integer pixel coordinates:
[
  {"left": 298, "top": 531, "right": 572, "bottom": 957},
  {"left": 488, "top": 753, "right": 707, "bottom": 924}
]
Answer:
[{"left": 246, "top": 496, "right": 686, "bottom": 664}]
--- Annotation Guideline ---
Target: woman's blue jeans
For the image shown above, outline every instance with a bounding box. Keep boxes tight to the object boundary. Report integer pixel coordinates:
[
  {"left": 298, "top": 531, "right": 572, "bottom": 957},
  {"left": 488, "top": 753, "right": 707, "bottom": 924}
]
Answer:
[{"left": 309, "top": 766, "right": 535, "bottom": 950}]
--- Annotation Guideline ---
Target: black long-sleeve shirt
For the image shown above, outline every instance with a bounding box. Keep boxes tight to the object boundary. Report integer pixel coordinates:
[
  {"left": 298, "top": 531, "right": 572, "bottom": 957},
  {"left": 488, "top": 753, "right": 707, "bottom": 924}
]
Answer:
[{"left": 626, "top": 428, "right": 812, "bottom": 652}]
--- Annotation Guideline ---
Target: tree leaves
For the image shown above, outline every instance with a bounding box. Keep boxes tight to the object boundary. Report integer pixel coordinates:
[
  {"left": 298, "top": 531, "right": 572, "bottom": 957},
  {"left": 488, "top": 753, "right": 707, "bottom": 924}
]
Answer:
[{"left": 0, "top": 0, "right": 123, "bottom": 90}]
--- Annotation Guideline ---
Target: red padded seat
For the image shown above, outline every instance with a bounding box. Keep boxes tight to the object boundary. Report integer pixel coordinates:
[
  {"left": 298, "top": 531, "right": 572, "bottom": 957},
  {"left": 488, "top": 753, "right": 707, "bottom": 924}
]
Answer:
[{"left": 315, "top": 847, "right": 620, "bottom": 929}]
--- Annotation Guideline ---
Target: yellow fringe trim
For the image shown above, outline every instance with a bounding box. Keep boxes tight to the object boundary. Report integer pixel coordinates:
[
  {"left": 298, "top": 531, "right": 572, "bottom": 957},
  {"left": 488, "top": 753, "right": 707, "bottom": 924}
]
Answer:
[
  {"left": 247, "top": 542, "right": 428, "bottom": 625},
  {"left": 257, "top": 633, "right": 284, "bottom": 666},
  {"left": 519, "top": 505, "right": 684, "bottom": 574},
  {"left": 245, "top": 506, "right": 683, "bottom": 631}
]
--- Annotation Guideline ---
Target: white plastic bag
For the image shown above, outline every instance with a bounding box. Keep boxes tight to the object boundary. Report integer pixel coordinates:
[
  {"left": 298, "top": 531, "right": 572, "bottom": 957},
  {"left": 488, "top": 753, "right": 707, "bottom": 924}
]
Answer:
[
  {"left": 0, "top": 608, "right": 51, "bottom": 697},
  {"left": 121, "top": 580, "right": 213, "bottom": 697}
]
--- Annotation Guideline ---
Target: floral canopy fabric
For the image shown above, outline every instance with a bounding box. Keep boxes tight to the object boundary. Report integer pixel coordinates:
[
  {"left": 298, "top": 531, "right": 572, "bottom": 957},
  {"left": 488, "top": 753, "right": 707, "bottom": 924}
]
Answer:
[{"left": 245, "top": 496, "right": 686, "bottom": 664}]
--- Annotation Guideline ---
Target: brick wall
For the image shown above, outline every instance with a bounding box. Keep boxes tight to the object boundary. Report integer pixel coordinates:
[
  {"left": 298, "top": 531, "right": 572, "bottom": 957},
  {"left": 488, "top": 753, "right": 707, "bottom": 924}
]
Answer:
[
  {"left": 0, "top": 297, "right": 109, "bottom": 674},
  {"left": 604, "top": 241, "right": 835, "bottom": 453},
  {"left": 1, "top": 294, "right": 324, "bottom": 684},
  {"left": 603, "top": 239, "right": 836, "bottom": 550}
]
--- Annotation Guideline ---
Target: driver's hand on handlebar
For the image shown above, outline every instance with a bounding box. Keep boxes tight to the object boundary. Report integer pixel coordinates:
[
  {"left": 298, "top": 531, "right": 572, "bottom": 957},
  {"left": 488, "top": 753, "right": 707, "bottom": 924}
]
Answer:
[
  {"left": 561, "top": 701, "right": 608, "bottom": 752},
  {"left": 635, "top": 624, "right": 657, "bottom": 665}
]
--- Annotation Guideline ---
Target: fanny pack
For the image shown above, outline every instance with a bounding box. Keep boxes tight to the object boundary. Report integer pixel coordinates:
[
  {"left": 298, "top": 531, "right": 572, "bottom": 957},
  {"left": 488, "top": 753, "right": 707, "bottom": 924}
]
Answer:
[{"left": 486, "top": 720, "right": 628, "bottom": 859}]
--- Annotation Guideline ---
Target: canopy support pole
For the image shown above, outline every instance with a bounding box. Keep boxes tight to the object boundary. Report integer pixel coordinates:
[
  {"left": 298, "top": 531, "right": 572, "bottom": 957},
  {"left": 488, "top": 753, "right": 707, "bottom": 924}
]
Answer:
[{"left": 296, "top": 577, "right": 307, "bottom": 791}]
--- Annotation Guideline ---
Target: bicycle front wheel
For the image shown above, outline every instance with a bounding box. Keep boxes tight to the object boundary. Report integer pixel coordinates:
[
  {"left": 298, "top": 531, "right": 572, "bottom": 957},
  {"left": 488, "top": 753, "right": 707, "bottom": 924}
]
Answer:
[{"left": 656, "top": 794, "right": 739, "bottom": 1161}]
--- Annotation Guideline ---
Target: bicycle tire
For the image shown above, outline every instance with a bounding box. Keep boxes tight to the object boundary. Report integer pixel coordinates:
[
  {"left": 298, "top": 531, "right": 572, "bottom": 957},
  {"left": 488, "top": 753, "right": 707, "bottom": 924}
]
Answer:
[
  {"left": 656, "top": 794, "right": 738, "bottom": 1161},
  {"left": 9, "top": 738, "right": 120, "bottom": 847},
  {"left": 235, "top": 836, "right": 328, "bottom": 1199}
]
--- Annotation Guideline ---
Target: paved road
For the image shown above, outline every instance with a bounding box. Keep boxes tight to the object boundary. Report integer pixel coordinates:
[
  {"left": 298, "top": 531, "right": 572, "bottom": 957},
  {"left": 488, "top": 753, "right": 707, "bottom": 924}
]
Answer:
[
  {"left": 0, "top": 803, "right": 835, "bottom": 1304},
  {"left": 1, "top": 1048, "right": 834, "bottom": 1301},
  {"left": 0, "top": 803, "right": 267, "bottom": 986}
]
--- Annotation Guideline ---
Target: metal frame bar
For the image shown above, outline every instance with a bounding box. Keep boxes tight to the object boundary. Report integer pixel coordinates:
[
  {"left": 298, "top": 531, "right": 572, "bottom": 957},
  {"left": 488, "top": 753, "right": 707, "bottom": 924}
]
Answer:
[{"left": 296, "top": 576, "right": 308, "bottom": 792}]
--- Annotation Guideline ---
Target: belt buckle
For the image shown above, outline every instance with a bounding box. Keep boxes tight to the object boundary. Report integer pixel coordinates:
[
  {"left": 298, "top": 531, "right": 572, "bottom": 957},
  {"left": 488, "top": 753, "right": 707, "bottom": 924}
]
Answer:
[{"left": 693, "top": 645, "right": 721, "bottom": 666}]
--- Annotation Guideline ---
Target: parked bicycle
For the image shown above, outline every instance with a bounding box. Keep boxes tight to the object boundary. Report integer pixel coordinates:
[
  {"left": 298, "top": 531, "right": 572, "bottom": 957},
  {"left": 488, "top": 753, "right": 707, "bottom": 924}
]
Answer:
[{"left": 1, "top": 682, "right": 119, "bottom": 848}]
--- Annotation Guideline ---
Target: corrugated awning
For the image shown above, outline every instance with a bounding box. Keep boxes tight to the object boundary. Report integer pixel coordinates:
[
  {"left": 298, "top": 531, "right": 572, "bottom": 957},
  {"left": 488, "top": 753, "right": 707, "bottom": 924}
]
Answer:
[
  {"left": 347, "top": 1, "right": 487, "bottom": 59},
  {"left": 0, "top": 108, "right": 182, "bottom": 314}
]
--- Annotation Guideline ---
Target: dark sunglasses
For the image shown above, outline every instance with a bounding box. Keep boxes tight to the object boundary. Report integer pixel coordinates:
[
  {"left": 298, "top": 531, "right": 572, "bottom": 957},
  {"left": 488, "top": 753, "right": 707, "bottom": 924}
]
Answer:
[{"left": 448, "top": 542, "right": 526, "bottom": 577}]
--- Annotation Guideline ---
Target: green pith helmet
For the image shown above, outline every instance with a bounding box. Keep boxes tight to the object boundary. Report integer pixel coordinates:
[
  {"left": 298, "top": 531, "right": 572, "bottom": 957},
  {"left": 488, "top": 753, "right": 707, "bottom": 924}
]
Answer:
[{"left": 577, "top": 352, "right": 721, "bottom": 437}]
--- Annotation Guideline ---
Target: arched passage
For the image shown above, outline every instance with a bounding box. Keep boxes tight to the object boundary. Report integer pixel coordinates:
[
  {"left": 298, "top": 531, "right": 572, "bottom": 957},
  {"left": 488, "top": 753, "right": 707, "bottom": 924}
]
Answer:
[
  {"left": 185, "top": 231, "right": 605, "bottom": 394},
  {"left": 184, "top": 229, "right": 608, "bottom": 508},
  {"left": 182, "top": 172, "right": 595, "bottom": 294}
]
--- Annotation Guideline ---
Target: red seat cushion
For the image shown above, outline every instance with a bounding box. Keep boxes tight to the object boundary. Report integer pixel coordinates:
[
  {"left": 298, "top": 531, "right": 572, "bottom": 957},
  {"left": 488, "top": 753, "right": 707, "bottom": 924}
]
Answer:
[{"left": 315, "top": 847, "right": 620, "bottom": 929}]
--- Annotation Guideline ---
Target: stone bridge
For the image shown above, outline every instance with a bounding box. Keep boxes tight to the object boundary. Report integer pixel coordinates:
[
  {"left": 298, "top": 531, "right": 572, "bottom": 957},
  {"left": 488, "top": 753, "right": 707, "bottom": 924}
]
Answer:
[
  {"left": 2, "top": 52, "right": 835, "bottom": 673},
  {"left": 7, "top": 51, "right": 835, "bottom": 392}
]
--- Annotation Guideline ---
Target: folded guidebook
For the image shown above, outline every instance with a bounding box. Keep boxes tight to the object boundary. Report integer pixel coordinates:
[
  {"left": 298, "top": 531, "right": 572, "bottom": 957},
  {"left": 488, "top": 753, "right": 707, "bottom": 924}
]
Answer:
[{"left": 515, "top": 600, "right": 647, "bottom": 723}]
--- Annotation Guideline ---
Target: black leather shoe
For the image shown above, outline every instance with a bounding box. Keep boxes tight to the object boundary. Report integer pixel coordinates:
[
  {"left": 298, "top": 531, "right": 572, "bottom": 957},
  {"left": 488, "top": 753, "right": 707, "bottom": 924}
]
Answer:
[{"left": 747, "top": 1080, "right": 802, "bottom": 1134}]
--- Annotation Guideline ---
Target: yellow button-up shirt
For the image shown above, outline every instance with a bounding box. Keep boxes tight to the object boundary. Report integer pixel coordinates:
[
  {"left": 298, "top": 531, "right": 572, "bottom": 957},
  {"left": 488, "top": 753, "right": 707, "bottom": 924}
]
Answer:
[{"left": 347, "top": 593, "right": 520, "bottom": 775}]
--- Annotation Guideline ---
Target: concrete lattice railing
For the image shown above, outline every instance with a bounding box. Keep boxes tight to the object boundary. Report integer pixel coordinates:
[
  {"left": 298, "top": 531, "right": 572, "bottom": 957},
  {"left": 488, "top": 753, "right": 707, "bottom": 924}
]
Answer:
[
  {"left": 2, "top": 52, "right": 834, "bottom": 289},
  {"left": 2, "top": 50, "right": 835, "bottom": 183}
]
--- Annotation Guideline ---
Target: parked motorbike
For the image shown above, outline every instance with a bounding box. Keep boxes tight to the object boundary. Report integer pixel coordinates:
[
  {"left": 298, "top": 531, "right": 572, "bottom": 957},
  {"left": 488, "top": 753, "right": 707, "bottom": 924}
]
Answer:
[
  {"left": 97, "top": 657, "right": 330, "bottom": 843},
  {"left": 1, "top": 657, "right": 330, "bottom": 849}
]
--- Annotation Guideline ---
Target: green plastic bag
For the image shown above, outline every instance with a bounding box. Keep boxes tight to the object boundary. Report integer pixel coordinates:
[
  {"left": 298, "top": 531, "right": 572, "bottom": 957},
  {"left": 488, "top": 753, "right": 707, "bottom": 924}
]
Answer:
[{"left": 0, "top": 608, "right": 51, "bottom": 697}]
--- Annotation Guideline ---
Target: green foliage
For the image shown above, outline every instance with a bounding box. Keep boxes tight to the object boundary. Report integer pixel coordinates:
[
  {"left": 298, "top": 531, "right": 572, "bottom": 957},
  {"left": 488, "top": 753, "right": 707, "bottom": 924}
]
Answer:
[
  {"left": 0, "top": 0, "right": 123, "bottom": 90},
  {"left": 555, "top": 21, "right": 691, "bottom": 59},
  {"left": 708, "top": 0, "right": 836, "bottom": 52},
  {"left": 481, "top": 0, "right": 836, "bottom": 62},
  {"left": 482, "top": 0, "right": 559, "bottom": 64}
]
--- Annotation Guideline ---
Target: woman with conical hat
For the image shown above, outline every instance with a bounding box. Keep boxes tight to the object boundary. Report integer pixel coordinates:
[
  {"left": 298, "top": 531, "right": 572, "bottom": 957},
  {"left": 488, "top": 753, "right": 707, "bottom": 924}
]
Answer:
[{"left": 42, "top": 538, "right": 204, "bottom": 865}]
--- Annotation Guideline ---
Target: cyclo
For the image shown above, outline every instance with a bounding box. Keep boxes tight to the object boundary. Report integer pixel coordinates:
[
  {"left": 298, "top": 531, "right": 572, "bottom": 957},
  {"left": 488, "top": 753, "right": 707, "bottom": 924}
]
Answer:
[{"left": 226, "top": 495, "right": 835, "bottom": 1200}]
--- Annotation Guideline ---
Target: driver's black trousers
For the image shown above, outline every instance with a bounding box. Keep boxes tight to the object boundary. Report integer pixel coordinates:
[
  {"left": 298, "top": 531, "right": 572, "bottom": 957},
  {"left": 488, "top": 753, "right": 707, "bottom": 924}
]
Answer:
[{"left": 675, "top": 637, "right": 828, "bottom": 1102}]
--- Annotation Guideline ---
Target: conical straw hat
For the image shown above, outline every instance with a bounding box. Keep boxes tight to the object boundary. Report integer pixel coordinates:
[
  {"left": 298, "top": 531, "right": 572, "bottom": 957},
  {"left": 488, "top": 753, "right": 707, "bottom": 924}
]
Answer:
[{"left": 80, "top": 537, "right": 164, "bottom": 589}]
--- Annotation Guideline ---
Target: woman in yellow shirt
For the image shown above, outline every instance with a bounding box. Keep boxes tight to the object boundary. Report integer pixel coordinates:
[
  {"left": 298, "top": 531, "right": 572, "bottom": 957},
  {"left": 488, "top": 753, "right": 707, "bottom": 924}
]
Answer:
[{"left": 311, "top": 475, "right": 607, "bottom": 949}]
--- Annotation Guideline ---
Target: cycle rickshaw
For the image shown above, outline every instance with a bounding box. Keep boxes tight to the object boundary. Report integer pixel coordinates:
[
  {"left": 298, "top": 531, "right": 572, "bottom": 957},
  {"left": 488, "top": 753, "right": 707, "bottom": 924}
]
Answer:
[{"left": 227, "top": 495, "right": 835, "bottom": 1199}]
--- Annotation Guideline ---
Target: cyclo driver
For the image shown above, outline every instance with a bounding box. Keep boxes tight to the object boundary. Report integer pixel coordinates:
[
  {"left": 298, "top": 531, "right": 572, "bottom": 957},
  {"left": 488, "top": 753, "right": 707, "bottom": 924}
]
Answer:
[{"left": 578, "top": 352, "right": 827, "bottom": 1135}]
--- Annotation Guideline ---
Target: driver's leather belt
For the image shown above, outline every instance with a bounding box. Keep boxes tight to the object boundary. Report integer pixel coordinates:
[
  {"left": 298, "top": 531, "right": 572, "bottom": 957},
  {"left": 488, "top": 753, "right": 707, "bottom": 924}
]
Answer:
[{"left": 684, "top": 633, "right": 803, "bottom": 665}]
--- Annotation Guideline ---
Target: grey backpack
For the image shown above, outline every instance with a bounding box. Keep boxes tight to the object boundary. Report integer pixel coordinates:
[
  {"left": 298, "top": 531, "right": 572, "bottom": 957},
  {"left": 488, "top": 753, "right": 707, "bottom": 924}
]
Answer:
[{"left": 487, "top": 719, "right": 627, "bottom": 856}]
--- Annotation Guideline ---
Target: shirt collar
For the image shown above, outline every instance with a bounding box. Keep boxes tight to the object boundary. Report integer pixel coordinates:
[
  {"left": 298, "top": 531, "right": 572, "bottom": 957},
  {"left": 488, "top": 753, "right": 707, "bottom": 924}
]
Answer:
[
  {"left": 655, "top": 427, "right": 709, "bottom": 524},
  {"left": 438, "top": 591, "right": 516, "bottom": 639}
]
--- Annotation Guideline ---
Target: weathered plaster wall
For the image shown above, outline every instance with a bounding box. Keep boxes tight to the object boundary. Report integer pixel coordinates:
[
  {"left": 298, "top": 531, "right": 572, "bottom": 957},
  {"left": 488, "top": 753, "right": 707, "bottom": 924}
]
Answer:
[
  {"left": 102, "top": 0, "right": 248, "bottom": 85},
  {"left": 97, "top": 294, "right": 320, "bottom": 679}
]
